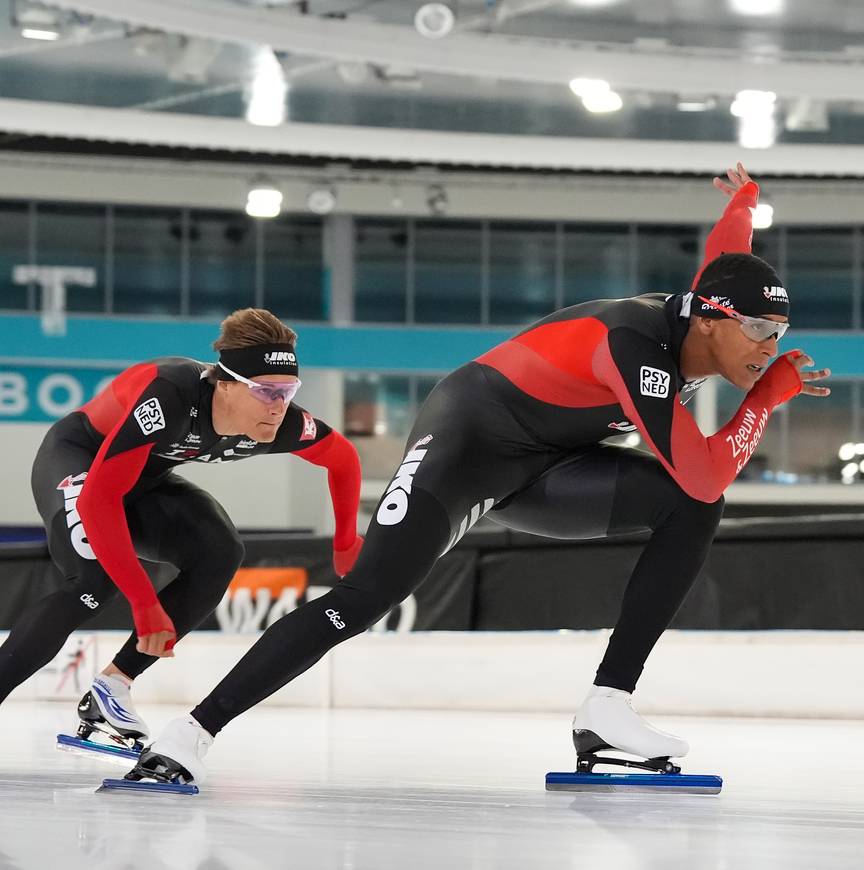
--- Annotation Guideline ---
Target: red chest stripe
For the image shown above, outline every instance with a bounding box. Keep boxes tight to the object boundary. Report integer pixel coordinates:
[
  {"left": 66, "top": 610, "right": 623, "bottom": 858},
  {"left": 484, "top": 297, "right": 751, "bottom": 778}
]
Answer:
[{"left": 476, "top": 318, "right": 616, "bottom": 408}]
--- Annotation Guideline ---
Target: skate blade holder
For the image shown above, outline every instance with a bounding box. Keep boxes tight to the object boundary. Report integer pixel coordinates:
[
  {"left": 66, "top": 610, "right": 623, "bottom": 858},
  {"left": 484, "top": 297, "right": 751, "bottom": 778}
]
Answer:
[
  {"left": 56, "top": 733, "right": 143, "bottom": 766},
  {"left": 98, "top": 778, "right": 199, "bottom": 796},
  {"left": 547, "top": 752, "right": 722, "bottom": 794},
  {"left": 546, "top": 771, "right": 722, "bottom": 794}
]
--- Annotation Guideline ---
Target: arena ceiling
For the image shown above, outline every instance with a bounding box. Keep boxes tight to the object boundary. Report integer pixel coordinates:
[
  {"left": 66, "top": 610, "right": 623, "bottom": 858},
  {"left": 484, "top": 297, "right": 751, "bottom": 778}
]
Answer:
[{"left": 1, "top": 0, "right": 864, "bottom": 173}]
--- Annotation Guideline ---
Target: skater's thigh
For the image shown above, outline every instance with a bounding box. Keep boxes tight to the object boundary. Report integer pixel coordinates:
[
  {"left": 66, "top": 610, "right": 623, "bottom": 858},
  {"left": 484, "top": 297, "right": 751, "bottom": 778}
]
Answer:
[
  {"left": 372, "top": 427, "right": 555, "bottom": 562},
  {"left": 126, "top": 474, "right": 242, "bottom": 570},
  {"left": 489, "top": 445, "right": 669, "bottom": 540},
  {"left": 31, "top": 438, "right": 120, "bottom": 607},
  {"left": 348, "top": 416, "right": 552, "bottom": 602}
]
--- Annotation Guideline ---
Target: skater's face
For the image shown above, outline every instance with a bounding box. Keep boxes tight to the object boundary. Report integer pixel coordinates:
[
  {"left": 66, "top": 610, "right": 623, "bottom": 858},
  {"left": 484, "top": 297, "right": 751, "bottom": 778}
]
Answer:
[
  {"left": 700, "top": 314, "right": 788, "bottom": 390},
  {"left": 219, "top": 374, "right": 300, "bottom": 441}
]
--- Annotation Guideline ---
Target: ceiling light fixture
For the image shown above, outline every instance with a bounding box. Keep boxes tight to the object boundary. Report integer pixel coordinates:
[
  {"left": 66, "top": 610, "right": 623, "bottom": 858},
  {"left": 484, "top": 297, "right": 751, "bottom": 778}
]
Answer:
[
  {"left": 13, "top": 0, "right": 63, "bottom": 40},
  {"left": 21, "top": 27, "right": 59, "bottom": 40},
  {"left": 677, "top": 97, "right": 717, "bottom": 113},
  {"left": 582, "top": 90, "right": 623, "bottom": 113},
  {"left": 245, "top": 179, "right": 282, "bottom": 219},
  {"left": 569, "top": 78, "right": 623, "bottom": 114},
  {"left": 728, "top": 0, "right": 784, "bottom": 16},
  {"left": 306, "top": 187, "right": 337, "bottom": 215},
  {"left": 731, "top": 89, "right": 777, "bottom": 149},
  {"left": 751, "top": 203, "right": 774, "bottom": 230},
  {"left": 414, "top": 3, "right": 456, "bottom": 39},
  {"left": 568, "top": 78, "right": 610, "bottom": 99},
  {"left": 245, "top": 47, "right": 287, "bottom": 127}
]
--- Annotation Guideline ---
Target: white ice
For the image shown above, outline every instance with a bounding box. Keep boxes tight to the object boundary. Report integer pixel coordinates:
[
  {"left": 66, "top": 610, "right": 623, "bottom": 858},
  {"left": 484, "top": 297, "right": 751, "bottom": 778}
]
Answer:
[{"left": 0, "top": 703, "right": 862, "bottom": 870}]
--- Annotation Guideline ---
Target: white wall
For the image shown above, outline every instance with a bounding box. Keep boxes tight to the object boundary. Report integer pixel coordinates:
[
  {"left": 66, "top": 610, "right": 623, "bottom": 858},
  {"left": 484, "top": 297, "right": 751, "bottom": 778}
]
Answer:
[
  {"left": 0, "top": 423, "right": 47, "bottom": 525},
  {"left": 8, "top": 629, "right": 864, "bottom": 719},
  {"left": 0, "top": 368, "right": 345, "bottom": 532}
]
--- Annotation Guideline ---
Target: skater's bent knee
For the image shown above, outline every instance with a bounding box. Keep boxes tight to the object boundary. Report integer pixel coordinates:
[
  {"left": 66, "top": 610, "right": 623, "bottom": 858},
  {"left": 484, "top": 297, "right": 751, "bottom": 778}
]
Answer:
[{"left": 193, "top": 527, "right": 245, "bottom": 575}]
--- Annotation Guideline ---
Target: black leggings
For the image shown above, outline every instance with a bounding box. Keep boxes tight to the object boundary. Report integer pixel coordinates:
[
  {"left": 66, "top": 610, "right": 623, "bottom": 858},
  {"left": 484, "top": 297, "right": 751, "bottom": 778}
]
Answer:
[
  {"left": 0, "top": 434, "right": 244, "bottom": 705},
  {"left": 192, "top": 365, "right": 722, "bottom": 735}
]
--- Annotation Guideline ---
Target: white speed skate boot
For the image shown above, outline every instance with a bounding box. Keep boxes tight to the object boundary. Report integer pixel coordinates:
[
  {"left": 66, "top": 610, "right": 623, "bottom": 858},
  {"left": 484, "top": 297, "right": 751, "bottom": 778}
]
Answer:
[
  {"left": 77, "top": 674, "right": 150, "bottom": 748},
  {"left": 57, "top": 675, "right": 150, "bottom": 763},
  {"left": 124, "top": 716, "right": 214, "bottom": 788},
  {"left": 546, "top": 686, "right": 721, "bottom": 794},
  {"left": 572, "top": 685, "right": 688, "bottom": 773}
]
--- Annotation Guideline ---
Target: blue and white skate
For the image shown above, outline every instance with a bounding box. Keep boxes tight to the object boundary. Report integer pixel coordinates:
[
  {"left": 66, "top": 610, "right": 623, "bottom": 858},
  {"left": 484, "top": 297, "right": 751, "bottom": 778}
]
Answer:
[
  {"left": 56, "top": 676, "right": 148, "bottom": 766},
  {"left": 545, "top": 686, "right": 722, "bottom": 795},
  {"left": 100, "top": 716, "right": 211, "bottom": 796}
]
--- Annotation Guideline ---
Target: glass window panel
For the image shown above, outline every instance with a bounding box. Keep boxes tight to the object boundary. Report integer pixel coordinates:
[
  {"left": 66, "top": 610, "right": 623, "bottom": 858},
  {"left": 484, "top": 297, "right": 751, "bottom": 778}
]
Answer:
[
  {"left": 189, "top": 210, "right": 256, "bottom": 318},
  {"left": 786, "top": 380, "right": 855, "bottom": 483},
  {"left": 415, "top": 220, "right": 482, "bottom": 324},
  {"left": 785, "top": 228, "right": 854, "bottom": 330},
  {"left": 264, "top": 216, "right": 325, "bottom": 321},
  {"left": 344, "top": 373, "right": 412, "bottom": 480},
  {"left": 113, "top": 207, "right": 183, "bottom": 316},
  {"left": 35, "top": 203, "right": 106, "bottom": 313},
  {"left": 563, "top": 224, "right": 631, "bottom": 305},
  {"left": 489, "top": 221, "right": 556, "bottom": 325},
  {"left": 715, "top": 379, "right": 784, "bottom": 482},
  {"left": 0, "top": 202, "right": 30, "bottom": 311},
  {"left": 636, "top": 225, "right": 700, "bottom": 296},
  {"left": 355, "top": 219, "right": 407, "bottom": 323}
]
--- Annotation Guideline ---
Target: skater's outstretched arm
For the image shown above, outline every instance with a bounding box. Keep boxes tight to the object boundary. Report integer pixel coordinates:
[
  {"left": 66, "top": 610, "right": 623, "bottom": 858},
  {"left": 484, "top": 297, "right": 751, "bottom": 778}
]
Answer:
[{"left": 691, "top": 161, "right": 759, "bottom": 289}]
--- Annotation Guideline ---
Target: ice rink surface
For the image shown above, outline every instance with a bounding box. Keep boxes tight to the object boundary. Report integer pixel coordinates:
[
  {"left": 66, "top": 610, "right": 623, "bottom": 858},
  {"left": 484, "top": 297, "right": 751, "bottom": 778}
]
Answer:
[{"left": 0, "top": 702, "right": 861, "bottom": 870}]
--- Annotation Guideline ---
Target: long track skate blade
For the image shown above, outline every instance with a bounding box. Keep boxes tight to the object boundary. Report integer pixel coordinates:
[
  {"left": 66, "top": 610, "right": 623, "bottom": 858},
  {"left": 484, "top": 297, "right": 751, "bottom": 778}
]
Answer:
[
  {"left": 56, "top": 734, "right": 141, "bottom": 765},
  {"left": 545, "top": 771, "right": 722, "bottom": 795},
  {"left": 98, "top": 778, "right": 199, "bottom": 796}
]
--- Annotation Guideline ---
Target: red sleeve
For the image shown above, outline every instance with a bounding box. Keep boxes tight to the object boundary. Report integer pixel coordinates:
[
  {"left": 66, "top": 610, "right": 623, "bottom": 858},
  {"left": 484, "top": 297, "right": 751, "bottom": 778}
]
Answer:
[
  {"left": 77, "top": 371, "right": 184, "bottom": 634},
  {"left": 78, "top": 443, "right": 158, "bottom": 612},
  {"left": 593, "top": 329, "right": 802, "bottom": 503},
  {"left": 691, "top": 181, "right": 759, "bottom": 290},
  {"left": 293, "top": 430, "right": 361, "bottom": 551}
]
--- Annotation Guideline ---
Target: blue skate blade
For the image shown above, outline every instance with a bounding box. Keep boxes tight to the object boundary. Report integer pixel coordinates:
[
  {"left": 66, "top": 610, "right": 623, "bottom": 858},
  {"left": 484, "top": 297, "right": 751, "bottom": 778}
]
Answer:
[
  {"left": 546, "top": 771, "right": 722, "bottom": 795},
  {"left": 56, "top": 734, "right": 141, "bottom": 764},
  {"left": 98, "top": 778, "right": 199, "bottom": 796}
]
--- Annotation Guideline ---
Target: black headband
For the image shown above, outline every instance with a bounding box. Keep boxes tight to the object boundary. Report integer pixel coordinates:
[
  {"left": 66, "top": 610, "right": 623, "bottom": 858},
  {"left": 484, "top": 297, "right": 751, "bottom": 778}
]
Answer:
[{"left": 217, "top": 344, "right": 299, "bottom": 380}]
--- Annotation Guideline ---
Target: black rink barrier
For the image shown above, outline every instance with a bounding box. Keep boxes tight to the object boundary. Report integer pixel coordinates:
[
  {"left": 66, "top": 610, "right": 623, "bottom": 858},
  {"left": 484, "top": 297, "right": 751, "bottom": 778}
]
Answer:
[{"left": 2, "top": 513, "right": 864, "bottom": 632}]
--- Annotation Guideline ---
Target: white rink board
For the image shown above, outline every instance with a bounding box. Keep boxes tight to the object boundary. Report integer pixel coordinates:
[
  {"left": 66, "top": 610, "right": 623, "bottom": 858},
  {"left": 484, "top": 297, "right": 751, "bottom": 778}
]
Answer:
[{"left": 4, "top": 629, "right": 863, "bottom": 718}]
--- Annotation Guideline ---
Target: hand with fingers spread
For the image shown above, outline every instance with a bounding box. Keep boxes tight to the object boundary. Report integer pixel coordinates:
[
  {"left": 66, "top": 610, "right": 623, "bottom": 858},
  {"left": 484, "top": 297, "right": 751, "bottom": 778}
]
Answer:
[
  {"left": 752, "top": 349, "right": 831, "bottom": 407},
  {"left": 788, "top": 351, "right": 831, "bottom": 398},
  {"left": 713, "top": 161, "right": 755, "bottom": 198}
]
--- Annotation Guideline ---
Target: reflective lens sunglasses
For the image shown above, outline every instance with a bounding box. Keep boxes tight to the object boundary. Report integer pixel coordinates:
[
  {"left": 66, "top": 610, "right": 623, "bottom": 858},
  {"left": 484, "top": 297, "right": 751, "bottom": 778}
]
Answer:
[
  {"left": 217, "top": 362, "right": 301, "bottom": 404},
  {"left": 697, "top": 296, "right": 789, "bottom": 342}
]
